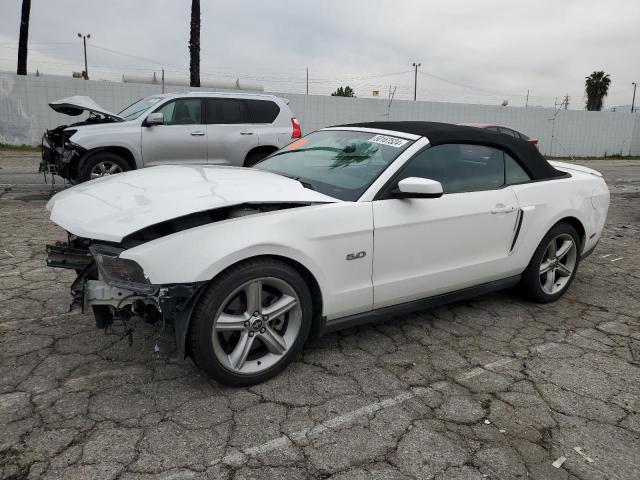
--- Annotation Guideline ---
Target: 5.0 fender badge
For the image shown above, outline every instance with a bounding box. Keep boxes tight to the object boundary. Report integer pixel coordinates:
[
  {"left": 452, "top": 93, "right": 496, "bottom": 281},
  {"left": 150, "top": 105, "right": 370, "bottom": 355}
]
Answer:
[{"left": 346, "top": 251, "right": 366, "bottom": 261}]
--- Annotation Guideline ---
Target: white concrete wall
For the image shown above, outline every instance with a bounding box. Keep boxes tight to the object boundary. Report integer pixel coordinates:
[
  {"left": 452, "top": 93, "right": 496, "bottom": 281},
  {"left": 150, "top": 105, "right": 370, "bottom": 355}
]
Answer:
[{"left": 1, "top": 72, "right": 639, "bottom": 156}]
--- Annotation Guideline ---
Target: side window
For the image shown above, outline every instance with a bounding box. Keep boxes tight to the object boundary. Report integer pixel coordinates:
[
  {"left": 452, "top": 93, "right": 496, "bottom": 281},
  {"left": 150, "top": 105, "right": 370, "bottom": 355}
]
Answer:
[
  {"left": 206, "top": 98, "right": 249, "bottom": 124},
  {"left": 498, "top": 127, "right": 517, "bottom": 138},
  {"left": 390, "top": 144, "right": 506, "bottom": 195},
  {"left": 486, "top": 127, "right": 499, "bottom": 133},
  {"left": 505, "top": 153, "right": 531, "bottom": 184},
  {"left": 246, "top": 100, "right": 280, "bottom": 123},
  {"left": 156, "top": 99, "right": 202, "bottom": 125}
]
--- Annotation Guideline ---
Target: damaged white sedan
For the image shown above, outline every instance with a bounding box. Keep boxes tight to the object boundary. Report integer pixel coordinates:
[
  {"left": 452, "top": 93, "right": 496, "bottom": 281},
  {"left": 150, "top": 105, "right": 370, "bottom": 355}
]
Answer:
[{"left": 46, "top": 122, "right": 609, "bottom": 386}]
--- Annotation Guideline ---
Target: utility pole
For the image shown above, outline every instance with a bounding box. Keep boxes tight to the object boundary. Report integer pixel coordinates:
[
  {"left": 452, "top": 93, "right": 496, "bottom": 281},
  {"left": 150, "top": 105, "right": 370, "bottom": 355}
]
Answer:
[
  {"left": 525, "top": 89, "right": 529, "bottom": 108},
  {"left": 632, "top": 82, "right": 637, "bottom": 113},
  {"left": 385, "top": 85, "right": 397, "bottom": 118},
  {"left": 563, "top": 93, "right": 570, "bottom": 110},
  {"left": 17, "top": 0, "right": 31, "bottom": 75},
  {"left": 306, "top": 68, "right": 309, "bottom": 95},
  {"left": 412, "top": 62, "right": 421, "bottom": 101},
  {"left": 77, "top": 33, "right": 90, "bottom": 80}
]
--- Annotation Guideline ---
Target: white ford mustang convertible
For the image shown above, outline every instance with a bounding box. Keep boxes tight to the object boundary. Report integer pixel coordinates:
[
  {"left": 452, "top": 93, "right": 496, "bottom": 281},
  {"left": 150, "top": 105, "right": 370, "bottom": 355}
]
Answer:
[{"left": 46, "top": 121, "right": 610, "bottom": 385}]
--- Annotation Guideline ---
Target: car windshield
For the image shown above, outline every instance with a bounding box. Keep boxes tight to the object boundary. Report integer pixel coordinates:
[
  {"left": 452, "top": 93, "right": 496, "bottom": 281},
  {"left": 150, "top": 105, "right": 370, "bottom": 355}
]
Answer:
[
  {"left": 255, "top": 130, "right": 414, "bottom": 201},
  {"left": 118, "top": 96, "right": 164, "bottom": 120}
]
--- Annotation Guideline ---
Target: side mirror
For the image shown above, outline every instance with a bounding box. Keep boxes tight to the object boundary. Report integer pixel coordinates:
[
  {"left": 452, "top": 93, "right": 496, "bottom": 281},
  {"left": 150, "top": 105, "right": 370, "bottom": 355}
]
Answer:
[
  {"left": 145, "top": 112, "right": 164, "bottom": 126},
  {"left": 393, "top": 177, "right": 443, "bottom": 199}
]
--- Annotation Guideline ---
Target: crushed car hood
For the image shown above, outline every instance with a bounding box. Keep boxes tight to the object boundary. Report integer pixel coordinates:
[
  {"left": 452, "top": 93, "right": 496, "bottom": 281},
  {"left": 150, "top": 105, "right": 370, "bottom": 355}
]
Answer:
[
  {"left": 47, "top": 165, "right": 339, "bottom": 242},
  {"left": 49, "top": 96, "right": 123, "bottom": 121}
]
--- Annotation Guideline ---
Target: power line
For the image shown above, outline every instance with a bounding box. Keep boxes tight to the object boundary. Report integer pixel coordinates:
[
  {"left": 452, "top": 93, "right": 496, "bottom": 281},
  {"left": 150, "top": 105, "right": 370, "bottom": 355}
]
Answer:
[{"left": 418, "top": 69, "right": 562, "bottom": 100}]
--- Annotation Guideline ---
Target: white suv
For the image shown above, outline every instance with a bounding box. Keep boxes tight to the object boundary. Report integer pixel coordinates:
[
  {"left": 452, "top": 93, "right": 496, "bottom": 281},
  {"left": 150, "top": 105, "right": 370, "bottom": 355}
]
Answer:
[{"left": 41, "top": 92, "right": 301, "bottom": 183}]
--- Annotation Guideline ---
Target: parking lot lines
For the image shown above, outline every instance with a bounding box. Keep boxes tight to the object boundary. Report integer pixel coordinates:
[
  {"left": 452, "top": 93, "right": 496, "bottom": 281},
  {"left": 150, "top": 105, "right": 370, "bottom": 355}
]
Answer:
[{"left": 214, "top": 340, "right": 559, "bottom": 466}]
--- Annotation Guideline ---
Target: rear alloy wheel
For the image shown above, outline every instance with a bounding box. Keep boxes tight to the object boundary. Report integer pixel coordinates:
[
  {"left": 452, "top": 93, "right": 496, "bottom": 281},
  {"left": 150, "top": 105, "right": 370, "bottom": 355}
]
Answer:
[
  {"left": 538, "top": 233, "right": 578, "bottom": 295},
  {"left": 79, "top": 152, "right": 130, "bottom": 182},
  {"left": 189, "top": 259, "right": 312, "bottom": 386},
  {"left": 521, "top": 223, "right": 580, "bottom": 303}
]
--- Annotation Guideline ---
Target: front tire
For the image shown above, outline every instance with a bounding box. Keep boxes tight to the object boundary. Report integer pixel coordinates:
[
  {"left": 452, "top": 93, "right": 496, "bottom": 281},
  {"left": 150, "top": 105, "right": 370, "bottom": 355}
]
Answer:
[
  {"left": 521, "top": 222, "right": 581, "bottom": 303},
  {"left": 92, "top": 305, "right": 114, "bottom": 329},
  {"left": 188, "top": 259, "right": 313, "bottom": 386},
  {"left": 79, "top": 152, "right": 130, "bottom": 183}
]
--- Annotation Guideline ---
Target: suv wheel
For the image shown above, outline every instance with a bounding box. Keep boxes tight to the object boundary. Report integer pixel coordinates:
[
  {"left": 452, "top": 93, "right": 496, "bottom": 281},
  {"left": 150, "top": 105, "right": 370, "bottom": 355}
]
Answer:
[
  {"left": 188, "top": 259, "right": 312, "bottom": 386},
  {"left": 79, "top": 152, "right": 130, "bottom": 182},
  {"left": 521, "top": 222, "right": 580, "bottom": 303},
  {"left": 244, "top": 150, "right": 272, "bottom": 167}
]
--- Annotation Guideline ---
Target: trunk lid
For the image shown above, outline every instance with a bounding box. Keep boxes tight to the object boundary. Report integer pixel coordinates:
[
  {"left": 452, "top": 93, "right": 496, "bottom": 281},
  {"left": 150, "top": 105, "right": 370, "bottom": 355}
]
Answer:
[
  {"left": 49, "top": 96, "right": 123, "bottom": 121},
  {"left": 47, "top": 165, "right": 339, "bottom": 242},
  {"left": 548, "top": 160, "right": 603, "bottom": 177}
]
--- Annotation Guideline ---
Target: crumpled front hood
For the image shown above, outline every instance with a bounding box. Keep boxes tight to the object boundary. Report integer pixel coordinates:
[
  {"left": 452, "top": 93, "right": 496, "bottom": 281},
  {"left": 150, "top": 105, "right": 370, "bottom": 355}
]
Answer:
[
  {"left": 47, "top": 165, "right": 339, "bottom": 242},
  {"left": 49, "top": 96, "right": 123, "bottom": 121}
]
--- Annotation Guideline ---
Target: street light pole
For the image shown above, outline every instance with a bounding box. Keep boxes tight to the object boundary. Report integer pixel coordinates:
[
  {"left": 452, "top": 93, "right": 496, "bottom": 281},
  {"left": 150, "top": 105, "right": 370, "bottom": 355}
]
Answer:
[
  {"left": 78, "top": 33, "right": 90, "bottom": 80},
  {"left": 412, "top": 62, "right": 421, "bottom": 101},
  {"left": 632, "top": 82, "right": 637, "bottom": 113}
]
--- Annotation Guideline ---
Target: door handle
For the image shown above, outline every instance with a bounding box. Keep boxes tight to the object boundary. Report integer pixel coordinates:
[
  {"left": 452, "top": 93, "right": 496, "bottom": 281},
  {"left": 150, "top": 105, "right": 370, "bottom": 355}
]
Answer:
[
  {"left": 491, "top": 205, "right": 515, "bottom": 214},
  {"left": 190, "top": 131, "right": 205, "bottom": 136},
  {"left": 240, "top": 131, "right": 254, "bottom": 135}
]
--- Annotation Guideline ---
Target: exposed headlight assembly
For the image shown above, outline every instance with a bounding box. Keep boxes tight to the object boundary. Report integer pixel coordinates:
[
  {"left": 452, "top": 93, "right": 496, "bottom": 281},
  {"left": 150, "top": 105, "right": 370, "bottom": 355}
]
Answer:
[{"left": 89, "top": 245, "right": 156, "bottom": 294}]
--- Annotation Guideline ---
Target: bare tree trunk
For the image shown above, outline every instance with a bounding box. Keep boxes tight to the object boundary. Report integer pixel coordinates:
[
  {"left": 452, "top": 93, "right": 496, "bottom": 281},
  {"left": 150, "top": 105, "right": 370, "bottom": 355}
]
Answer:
[
  {"left": 189, "top": 0, "right": 200, "bottom": 88},
  {"left": 17, "top": 0, "right": 31, "bottom": 75}
]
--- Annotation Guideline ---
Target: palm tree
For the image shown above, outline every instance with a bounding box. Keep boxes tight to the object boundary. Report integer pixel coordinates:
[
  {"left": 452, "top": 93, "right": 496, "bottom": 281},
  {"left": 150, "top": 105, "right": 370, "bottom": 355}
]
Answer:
[
  {"left": 17, "top": 0, "right": 31, "bottom": 75},
  {"left": 585, "top": 71, "right": 611, "bottom": 111},
  {"left": 189, "top": 0, "right": 200, "bottom": 87}
]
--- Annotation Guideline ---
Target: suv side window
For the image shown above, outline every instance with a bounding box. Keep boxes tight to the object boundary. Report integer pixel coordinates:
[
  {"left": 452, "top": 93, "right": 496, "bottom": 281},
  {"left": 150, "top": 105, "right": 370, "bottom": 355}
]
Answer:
[
  {"left": 245, "top": 100, "right": 280, "bottom": 123},
  {"left": 205, "top": 98, "right": 249, "bottom": 124},
  {"left": 388, "top": 144, "right": 508, "bottom": 195},
  {"left": 156, "top": 98, "right": 203, "bottom": 125}
]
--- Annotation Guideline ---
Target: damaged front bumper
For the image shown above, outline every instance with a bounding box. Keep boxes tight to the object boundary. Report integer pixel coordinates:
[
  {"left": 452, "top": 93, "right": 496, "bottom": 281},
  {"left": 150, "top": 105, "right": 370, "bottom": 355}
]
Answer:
[
  {"left": 39, "top": 129, "right": 85, "bottom": 181},
  {"left": 47, "top": 238, "right": 206, "bottom": 356}
]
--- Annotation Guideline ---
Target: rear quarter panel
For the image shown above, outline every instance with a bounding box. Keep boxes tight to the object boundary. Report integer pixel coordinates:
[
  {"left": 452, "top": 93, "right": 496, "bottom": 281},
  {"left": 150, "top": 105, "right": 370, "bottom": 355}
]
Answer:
[
  {"left": 509, "top": 170, "right": 609, "bottom": 272},
  {"left": 121, "top": 202, "right": 374, "bottom": 319}
]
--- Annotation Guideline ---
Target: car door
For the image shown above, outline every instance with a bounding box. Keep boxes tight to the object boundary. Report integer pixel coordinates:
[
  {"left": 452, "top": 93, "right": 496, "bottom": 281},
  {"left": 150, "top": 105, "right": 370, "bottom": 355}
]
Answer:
[
  {"left": 205, "top": 98, "right": 259, "bottom": 166},
  {"left": 140, "top": 98, "right": 207, "bottom": 166},
  {"left": 372, "top": 143, "right": 521, "bottom": 309}
]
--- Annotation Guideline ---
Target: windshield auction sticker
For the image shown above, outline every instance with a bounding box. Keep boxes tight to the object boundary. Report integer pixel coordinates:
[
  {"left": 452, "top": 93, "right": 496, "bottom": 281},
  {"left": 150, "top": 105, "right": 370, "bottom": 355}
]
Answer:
[
  {"left": 369, "top": 135, "right": 409, "bottom": 148},
  {"left": 287, "top": 138, "right": 309, "bottom": 150}
]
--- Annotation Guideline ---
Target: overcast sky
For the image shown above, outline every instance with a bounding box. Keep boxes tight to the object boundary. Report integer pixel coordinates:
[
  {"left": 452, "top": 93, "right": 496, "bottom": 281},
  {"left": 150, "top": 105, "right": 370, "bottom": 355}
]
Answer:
[{"left": 1, "top": 0, "right": 638, "bottom": 109}]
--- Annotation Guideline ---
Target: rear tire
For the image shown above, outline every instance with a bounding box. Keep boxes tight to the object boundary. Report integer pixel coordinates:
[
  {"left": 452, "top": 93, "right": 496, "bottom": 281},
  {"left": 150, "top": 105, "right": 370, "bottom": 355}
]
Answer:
[
  {"left": 188, "top": 259, "right": 312, "bottom": 386},
  {"left": 520, "top": 222, "right": 581, "bottom": 303},
  {"left": 79, "top": 152, "right": 130, "bottom": 183},
  {"left": 243, "top": 150, "right": 273, "bottom": 167}
]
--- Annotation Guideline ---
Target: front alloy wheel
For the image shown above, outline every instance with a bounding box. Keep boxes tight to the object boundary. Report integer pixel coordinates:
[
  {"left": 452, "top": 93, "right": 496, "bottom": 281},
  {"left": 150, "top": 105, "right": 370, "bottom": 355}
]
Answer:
[
  {"left": 212, "top": 278, "right": 302, "bottom": 374},
  {"left": 79, "top": 152, "right": 130, "bottom": 183},
  {"left": 189, "top": 259, "right": 312, "bottom": 386},
  {"left": 90, "top": 160, "right": 123, "bottom": 179}
]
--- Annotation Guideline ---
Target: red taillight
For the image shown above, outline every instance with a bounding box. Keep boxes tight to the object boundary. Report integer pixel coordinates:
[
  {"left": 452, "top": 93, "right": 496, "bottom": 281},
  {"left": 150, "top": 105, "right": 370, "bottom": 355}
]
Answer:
[{"left": 291, "top": 117, "right": 302, "bottom": 139}]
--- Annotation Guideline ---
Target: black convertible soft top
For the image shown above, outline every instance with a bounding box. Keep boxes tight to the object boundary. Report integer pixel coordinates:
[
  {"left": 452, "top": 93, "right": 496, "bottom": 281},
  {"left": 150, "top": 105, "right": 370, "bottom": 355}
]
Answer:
[{"left": 336, "top": 121, "right": 564, "bottom": 181}]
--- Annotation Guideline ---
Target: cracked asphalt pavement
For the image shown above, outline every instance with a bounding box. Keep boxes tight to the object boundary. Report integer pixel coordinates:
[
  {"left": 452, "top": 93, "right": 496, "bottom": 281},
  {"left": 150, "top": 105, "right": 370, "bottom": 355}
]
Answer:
[{"left": 1, "top": 152, "right": 639, "bottom": 480}]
